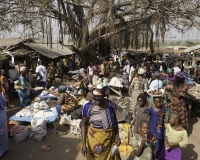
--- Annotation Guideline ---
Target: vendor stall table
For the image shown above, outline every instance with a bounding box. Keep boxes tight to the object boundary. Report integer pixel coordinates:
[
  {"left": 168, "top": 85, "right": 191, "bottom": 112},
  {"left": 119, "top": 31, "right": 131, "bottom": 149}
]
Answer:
[
  {"left": 38, "top": 94, "right": 58, "bottom": 100},
  {"left": 9, "top": 108, "right": 58, "bottom": 123}
]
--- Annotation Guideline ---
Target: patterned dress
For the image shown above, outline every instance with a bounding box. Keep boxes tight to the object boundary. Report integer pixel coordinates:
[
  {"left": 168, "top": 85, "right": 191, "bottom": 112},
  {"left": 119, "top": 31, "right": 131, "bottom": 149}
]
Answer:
[
  {"left": 129, "top": 77, "right": 148, "bottom": 109},
  {"left": 132, "top": 105, "right": 148, "bottom": 134},
  {"left": 82, "top": 100, "right": 119, "bottom": 160},
  {"left": 146, "top": 106, "right": 165, "bottom": 159},
  {"left": 171, "top": 84, "right": 189, "bottom": 129},
  {"left": 47, "top": 66, "right": 56, "bottom": 87},
  {"left": 17, "top": 76, "right": 30, "bottom": 108}
]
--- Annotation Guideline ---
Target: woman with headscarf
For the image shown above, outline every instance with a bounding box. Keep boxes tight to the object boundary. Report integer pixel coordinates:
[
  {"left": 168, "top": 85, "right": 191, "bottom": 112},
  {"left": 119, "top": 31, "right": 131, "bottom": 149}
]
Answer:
[
  {"left": 0, "top": 81, "right": 9, "bottom": 158},
  {"left": 129, "top": 68, "right": 148, "bottom": 109},
  {"left": 17, "top": 66, "right": 31, "bottom": 108},
  {"left": 81, "top": 84, "right": 121, "bottom": 160},
  {"left": 163, "top": 68, "right": 175, "bottom": 87},
  {"left": 166, "top": 71, "right": 189, "bottom": 129}
]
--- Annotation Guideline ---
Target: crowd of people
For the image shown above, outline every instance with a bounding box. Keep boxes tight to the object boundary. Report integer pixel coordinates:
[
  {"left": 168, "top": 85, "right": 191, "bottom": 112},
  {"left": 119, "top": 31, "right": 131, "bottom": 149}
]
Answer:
[
  {"left": 0, "top": 52, "right": 198, "bottom": 159},
  {"left": 80, "top": 54, "right": 197, "bottom": 160}
]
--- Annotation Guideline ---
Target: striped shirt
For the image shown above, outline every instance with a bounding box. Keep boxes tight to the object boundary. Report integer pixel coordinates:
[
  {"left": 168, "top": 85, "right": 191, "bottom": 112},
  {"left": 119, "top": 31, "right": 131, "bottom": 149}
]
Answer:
[{"left": 82, "top": 101, "right": 116, "bottom": 129}]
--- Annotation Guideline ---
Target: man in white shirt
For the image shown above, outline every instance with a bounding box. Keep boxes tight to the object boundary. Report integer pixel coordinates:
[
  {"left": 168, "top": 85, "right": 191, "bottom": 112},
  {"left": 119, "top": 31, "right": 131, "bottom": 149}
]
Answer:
[
  {"left": 112, "top": 53, "right": 119, "bottom": 62},
  {"left": 123, "top": 60, "right": 130, "bottom": 74},
  {"left": 35, "top": 60, "right": 47, "bottom": 88},
  {"left": 9, "top": 66, "right": 19, "bottom": 83},
  {"left": 149, "top": 71, "right": 163, "bottom": 89}
]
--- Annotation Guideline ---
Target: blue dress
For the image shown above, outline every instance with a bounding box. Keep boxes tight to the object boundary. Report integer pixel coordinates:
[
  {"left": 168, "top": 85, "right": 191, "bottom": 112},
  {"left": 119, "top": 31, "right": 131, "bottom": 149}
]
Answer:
[
  {"left": 0, "top": 92, "right": 9, "bottom": 157},
  {"left": 146, "top": 106, "right": 165, "bottom": 158},
  {"left": 18, "top": 76, "right": 30, "bottom": 108}
]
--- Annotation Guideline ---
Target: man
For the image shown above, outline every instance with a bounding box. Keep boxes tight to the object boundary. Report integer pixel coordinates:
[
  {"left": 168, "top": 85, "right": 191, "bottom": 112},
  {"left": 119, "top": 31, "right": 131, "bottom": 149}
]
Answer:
[
  {"left": 35, "top": 60, "right": 47, "bottom": 88},
  {"left": 114, "top": 58, "right": 120, "bottom": 72},
  {"left": 57, "top": 59, "right": 64, "bottom": 80},
  {"left": 8, "top": 64, "right": 19, "bottom": 97},
  {"left": 62, "top": 57, "right": 68, "bottom": 74},
  {"left": 149, "top": 71, "right": 163, "bottom": 89},
  {"left": 112, "top": 52, "right": 119, "bottom": 62},
  {"left": 99, "top": 60, "right": 105, "bottom": 78}
]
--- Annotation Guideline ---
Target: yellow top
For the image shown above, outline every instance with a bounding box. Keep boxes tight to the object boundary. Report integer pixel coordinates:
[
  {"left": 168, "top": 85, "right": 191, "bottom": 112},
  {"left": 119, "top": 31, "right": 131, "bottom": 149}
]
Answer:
[{"left": 166, "top": 123, "right": 188, "bottom": 148}]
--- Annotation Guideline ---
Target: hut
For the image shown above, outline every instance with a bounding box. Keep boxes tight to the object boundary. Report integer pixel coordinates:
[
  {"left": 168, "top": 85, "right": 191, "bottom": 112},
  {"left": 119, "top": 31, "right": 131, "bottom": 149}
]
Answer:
[{"left": 0, "top": 38, "right": 75, "bottom": 72}]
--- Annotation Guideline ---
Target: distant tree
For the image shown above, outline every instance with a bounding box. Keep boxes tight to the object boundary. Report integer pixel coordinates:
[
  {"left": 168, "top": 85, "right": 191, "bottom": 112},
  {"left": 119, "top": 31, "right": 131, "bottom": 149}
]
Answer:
[
  {"left": 185, "top": 41, "right": 196, "bottom": 47},
  {"left": 175, "top": 41, "right": 181, "bottom": 45},
  {"left": 169, "top": 42, "right": 175, "bottom": 46}
]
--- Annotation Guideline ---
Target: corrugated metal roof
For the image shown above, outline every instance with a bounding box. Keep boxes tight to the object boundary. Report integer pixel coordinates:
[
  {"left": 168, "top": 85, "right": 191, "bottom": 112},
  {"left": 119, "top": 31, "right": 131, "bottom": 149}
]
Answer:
[
  {"left": 166, "top": 46, "right": 188, "bottom": 50},
  {"left": 0, "top": 38, "right": 33, "bottom": 49},
  {"left": 184, "top": 44, "right": 200, "bottom": 53},
  {"left": 24, "top": 42, "right": 74, "bottom": 59}
]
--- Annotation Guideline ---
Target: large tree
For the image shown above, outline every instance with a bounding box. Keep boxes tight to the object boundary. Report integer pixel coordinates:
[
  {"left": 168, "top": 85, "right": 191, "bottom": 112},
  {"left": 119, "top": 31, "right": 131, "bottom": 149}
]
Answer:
[{"left": 1, "top": 0, "right": 200, "bottom": 63}]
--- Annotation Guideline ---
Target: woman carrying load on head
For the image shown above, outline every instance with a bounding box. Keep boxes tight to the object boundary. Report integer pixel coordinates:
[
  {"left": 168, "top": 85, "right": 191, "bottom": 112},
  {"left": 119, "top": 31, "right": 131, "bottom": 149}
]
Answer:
[
  {"left": 129, "top": 68, "right": 148, "bottom": 110},
  {"left": 166, "top": 71, "right": 190, "bottom": 129}
]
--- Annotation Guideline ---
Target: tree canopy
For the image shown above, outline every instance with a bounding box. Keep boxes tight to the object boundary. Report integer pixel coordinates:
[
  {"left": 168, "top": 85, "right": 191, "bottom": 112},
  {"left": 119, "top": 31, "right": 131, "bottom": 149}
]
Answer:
[{"left": 1, "top": 0, "right": 200, "bottom": 62}]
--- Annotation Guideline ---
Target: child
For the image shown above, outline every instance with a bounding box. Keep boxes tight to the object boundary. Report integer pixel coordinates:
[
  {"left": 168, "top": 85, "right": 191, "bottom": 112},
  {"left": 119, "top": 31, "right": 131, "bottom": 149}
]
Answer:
[
  {"left": 158, "top": 112, "right": 188, "bottom": 160},
  {"left": 132, "top": 120, "right": 155, "bottom": 160},
  {"left": 132, "top": 94, "right": 149, "bottom": 135},
  {"left": 146, "top": 97, "right": 165, "bottom": 159}
]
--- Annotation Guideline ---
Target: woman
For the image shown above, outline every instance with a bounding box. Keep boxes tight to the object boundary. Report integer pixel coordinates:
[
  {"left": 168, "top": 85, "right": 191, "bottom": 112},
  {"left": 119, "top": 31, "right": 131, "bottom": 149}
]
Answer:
[
  {"left": 129, "top": 68, "right": 148, "bottom": 109},
  {"left": 163, "top": 68, "right": 175, "bottom": 87},
  {"left": 0, "top": 70, "right": 9, "bottom": 105},
  {"left": 87, "top": 62, "right": 94, "bottom": 85},
  {"left": 129, "top": 63, "right": 141, "bottom": 84},
  {"left": 0, "top": 81, "right": 9, "bottom": 157},
  {"left": 166, "top": 71, "right": 189, "bottom": 129},
  {"left": 92, "top": 62, "right": 100, "bottom": 86},
  {"left": 56, "top": 85, "right": 76, "bottom": 115},
  {"left": 17, "top": 66, "right": 31, "bottom": 108},
  {"left": 81, "top": 84, "right": 121, "bottom": 160}
]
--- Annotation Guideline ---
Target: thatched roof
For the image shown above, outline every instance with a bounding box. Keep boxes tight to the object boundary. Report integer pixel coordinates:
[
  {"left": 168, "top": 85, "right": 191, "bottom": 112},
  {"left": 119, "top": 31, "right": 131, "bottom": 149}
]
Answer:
[
  {"left": 150, "top": 49, "right": 183, "bottom": 55},
  {"left": 24, "top": 42, "right": 75, "bottom": 59}
]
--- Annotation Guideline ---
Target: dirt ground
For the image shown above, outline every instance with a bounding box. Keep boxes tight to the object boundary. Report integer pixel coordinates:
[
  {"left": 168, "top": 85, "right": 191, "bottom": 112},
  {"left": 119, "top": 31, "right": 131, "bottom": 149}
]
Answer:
[{"left": 2, "top": 94, "right": 200, "bottom": 160}]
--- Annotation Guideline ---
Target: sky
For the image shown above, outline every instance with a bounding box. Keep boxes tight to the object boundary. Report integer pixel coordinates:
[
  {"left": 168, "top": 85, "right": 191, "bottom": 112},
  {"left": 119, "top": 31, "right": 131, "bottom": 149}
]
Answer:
[{"left": 0, "top": 23, "right": 200, "bottom": 42}]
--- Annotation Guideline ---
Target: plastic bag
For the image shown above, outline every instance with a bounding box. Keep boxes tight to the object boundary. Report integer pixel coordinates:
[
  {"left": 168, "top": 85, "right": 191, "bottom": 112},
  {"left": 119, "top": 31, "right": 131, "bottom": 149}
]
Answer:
[
  {"left": 29, "top": 118, "right": 47, "bottom": 141},
  {"left": 111, "top": 144, "right": 119, "bottom": 156}
]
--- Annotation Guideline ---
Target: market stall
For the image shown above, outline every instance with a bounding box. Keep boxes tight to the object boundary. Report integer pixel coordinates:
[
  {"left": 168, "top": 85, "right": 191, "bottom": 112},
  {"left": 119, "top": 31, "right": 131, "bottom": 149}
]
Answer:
[
  {"left": 187, "top": 82, "right": 200, "bottom": 117},
  {"left": 9, "top": 100, "right": 58, "bottom": 123},
  {"left": 108, "top": 76, "right": 123, "bottom": 97}
]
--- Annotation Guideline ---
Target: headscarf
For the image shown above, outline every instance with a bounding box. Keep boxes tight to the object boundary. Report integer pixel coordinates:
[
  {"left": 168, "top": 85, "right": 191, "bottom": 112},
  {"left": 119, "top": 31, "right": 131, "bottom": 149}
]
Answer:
[
  {"left": 93, "top": 83, "right": 106, "bottom": 96},
  {"left": 175, "top": 71, "right": 188, "bottom": 79},
  {"left": 167, "top": 68, "right": 174, "bottom": 74},
  {"left": 58, "top": 85, "right": 67, "bottom": 93},
  {"left": 138, "top": 68, "right": 145, "bottom": 75}
]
